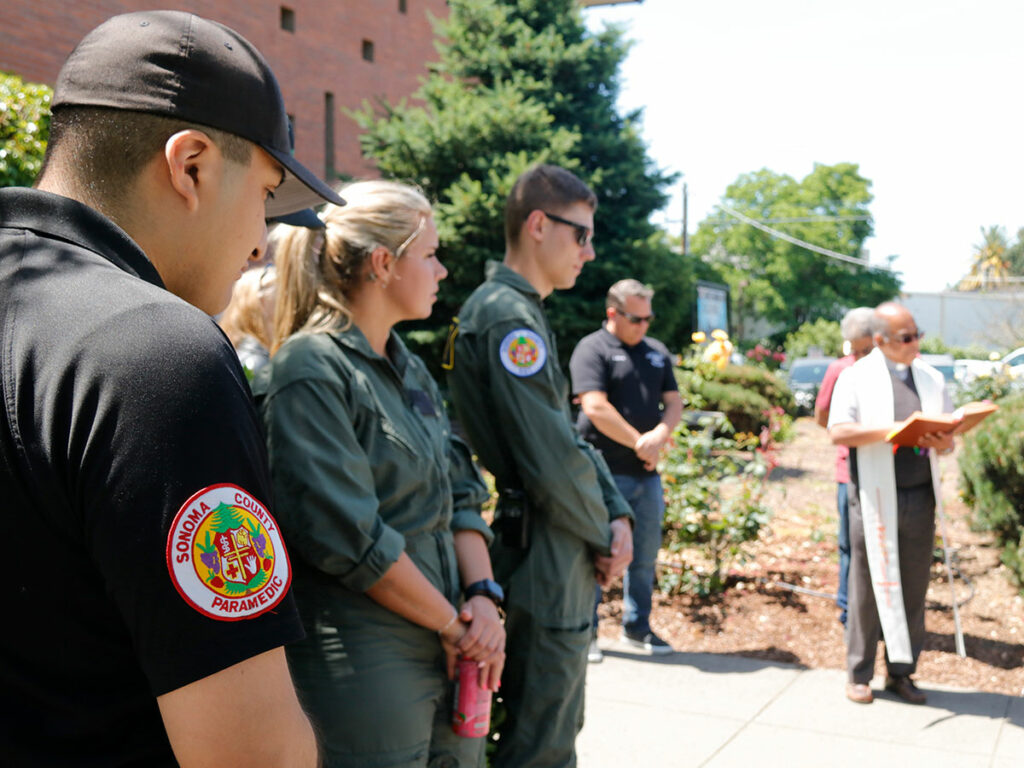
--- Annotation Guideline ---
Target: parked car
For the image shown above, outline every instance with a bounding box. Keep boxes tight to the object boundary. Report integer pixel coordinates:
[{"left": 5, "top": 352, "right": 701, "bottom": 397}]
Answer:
[
  {"left": 920, "top": 353, "right": 959, "bottom": 400},
  {"left": 787, "top": 356, "right": 836, "bottom": 414},
  {"left": 954, "top": 347, "right": 1024, "bottom": 386}
]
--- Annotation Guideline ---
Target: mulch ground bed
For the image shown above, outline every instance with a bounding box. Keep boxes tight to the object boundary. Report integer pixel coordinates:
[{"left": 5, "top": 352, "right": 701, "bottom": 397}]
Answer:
[{"left": 595, "top": 418, "right": 1024, "bottom": 696}]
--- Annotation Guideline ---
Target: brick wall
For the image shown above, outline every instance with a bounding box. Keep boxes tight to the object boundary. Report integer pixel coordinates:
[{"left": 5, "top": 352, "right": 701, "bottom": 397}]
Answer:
[{"left": 0, "top": 0, "right": 447, "bottom": 182}]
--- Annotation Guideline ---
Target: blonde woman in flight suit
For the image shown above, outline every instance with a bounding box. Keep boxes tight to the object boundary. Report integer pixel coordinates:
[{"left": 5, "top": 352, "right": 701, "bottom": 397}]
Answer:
[{"left": 257, "top": 181, "right": 505, "bottom": 767}]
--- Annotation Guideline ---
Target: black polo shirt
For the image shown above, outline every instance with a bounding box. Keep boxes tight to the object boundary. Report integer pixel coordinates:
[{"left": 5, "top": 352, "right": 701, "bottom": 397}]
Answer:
[
  {"left": 570, "top": 326, "right": 677, "bottom": 477},
  {"left": 0, "top": 188, "right": 303, "bottom": 766}
]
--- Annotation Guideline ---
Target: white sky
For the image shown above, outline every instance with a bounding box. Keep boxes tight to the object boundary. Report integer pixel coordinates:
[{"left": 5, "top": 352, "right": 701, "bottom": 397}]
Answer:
[{"left": 583, "top": 0, "right": 1024, "bottom": 292}]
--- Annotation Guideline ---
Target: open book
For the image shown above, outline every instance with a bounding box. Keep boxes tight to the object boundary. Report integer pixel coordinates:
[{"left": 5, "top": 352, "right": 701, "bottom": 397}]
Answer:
[{"left": 886, "top": 401, "right": 999, "bottom": 447}]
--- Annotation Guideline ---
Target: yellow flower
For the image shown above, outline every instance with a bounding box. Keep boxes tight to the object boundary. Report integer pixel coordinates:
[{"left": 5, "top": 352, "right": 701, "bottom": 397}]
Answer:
[
  {"left": 711, "top": 329, "right": 729, "bottom": 341},
  {"left": 704, "top": 338, "right": 734, "bottom": 369},
  {"left": 691, "top": 331, "right": 707, "bottom": 343}
]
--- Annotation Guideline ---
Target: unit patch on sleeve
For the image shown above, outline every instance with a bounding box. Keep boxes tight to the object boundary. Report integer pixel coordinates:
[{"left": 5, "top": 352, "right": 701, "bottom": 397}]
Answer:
[
  {"left": 166, "top": 483, "right": 291, "bottom": 621},
  {"left": 499, "top": 328, "right": 547, "bottom": 377}
]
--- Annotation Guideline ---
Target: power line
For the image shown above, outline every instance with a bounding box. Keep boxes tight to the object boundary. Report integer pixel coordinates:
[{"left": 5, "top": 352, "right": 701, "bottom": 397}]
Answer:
[
  {"left": 757, "top": 215, "right": 871, "bottom": 224},
  {"left": 716, "top": 204, "right": 894, "bottom": 272},
  {"left": 684, "top": 214, "right": 871, "bottom": 225}
]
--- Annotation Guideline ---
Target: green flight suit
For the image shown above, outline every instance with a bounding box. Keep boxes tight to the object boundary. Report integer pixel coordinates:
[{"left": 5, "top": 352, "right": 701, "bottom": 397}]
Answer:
[
  {"left": 257, "top": 326, "right": 491, "bottom": 768},
  {"left": 446, "top": 261, "right": 633, "bottom": 768}
]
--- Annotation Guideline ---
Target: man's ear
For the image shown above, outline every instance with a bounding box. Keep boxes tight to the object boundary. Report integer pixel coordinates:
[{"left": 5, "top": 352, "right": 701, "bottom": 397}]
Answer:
[
  {"left": 523, "top": 209, "right": 548, "bottom": 244},
  {"left": 605, "top": 306, "right": 616, "bottom": 322},
  {"left": 164, "top": 129, "right": 218, "bottom": 213}
]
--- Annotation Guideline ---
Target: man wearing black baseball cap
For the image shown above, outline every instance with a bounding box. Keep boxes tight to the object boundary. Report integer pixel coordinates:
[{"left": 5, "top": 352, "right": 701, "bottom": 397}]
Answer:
[{"left": 0, "top": 11, "right": 341, "bottom": 765}]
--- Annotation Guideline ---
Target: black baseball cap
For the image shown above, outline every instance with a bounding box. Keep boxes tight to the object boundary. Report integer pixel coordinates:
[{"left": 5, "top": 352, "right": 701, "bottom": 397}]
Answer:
[{"left": 51, "top": 10, "right": 344, "bottom": 216}]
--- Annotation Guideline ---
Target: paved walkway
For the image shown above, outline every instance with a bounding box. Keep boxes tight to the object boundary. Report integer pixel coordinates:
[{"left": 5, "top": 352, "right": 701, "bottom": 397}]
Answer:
[{"left": 578, "top": 642, "right": 1023, "bottom": 767}]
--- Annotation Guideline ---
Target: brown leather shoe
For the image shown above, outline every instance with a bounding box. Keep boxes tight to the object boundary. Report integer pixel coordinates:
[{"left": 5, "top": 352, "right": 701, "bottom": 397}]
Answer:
[
  {"left": 845, "top": 682, "right": 873, "bottom": 704},
  {"left": 885, "top": 675, "right": 927, "bottom": 705}
]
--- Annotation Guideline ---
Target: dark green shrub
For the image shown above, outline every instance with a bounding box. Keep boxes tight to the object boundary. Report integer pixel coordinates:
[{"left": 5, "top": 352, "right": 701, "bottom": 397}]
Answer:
[
  {"left": 676, "top": 363, "right": 794, "bottom": 433},
  {"left": 715, "top": 364, "right": 796, "bottom": 415},
  {"left": 959, "top": 394, "right": 1024, "bottom": 588}
]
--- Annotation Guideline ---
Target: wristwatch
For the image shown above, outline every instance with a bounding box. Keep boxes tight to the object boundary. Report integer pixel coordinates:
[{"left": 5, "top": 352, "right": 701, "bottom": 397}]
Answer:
[{"left": 463, "top": 578, "right": 505, "bottom": 608}]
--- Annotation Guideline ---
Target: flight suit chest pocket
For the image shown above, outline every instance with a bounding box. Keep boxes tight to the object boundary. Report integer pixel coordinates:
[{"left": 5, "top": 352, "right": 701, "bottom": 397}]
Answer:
[
  {"left": 350, "top": 387, "right": 419, "bottom": 459},
  {"left": 379, "top": 417, "right": 419, "bottom": 458}
]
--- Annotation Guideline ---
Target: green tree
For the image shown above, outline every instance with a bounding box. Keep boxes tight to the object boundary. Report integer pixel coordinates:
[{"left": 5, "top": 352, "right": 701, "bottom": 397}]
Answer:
[
  {"left": 0, "top": 72, "right": 52, "bottom": 187},
  {"left": 352, "top": 0, "right": 684, "bottom": 370},
  {"left": 689, "top": 163, "right": 901, "bottom": 339},
  {"left": 783, "top": 318, "right": 842, "bottom": 359}
]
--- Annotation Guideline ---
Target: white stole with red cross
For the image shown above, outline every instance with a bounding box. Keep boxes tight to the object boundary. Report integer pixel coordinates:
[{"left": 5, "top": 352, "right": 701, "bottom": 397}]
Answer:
[{"left": 849, "top": 348, "right": 945, "bottom": 664}]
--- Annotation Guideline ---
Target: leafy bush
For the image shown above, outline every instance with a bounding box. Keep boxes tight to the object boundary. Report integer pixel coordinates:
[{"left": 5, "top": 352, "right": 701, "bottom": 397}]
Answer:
[
  {"left": 0, "top": 72, "right": 51, "bottom": 187},
  {"left": 784, "top": 318, "right": 842, "bottom": 359},
  {"left": 919, "top": 336, "right": 991, "bottom": 361},
  {"left": 716, "top": 364, "right": 796, "bottom": 414},
  {"left": 959, "top": 394, "right": 1024, "bottom": 589},
  {"left": 744, "top": 342, "right": 786, "bottom": 371},
  {"left": 955, "top": 367, "right": 1019, "bottom": 407},
  {"left": 676, "top": 362, "right": 795, "bottom": 433},
  {"left": 659, "top": 409, "right": 783, "bottom": 596}
]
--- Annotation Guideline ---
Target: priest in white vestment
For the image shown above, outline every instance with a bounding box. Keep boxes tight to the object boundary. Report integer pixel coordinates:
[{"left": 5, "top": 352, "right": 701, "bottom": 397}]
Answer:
[{"left": 828, "top": 303, "right": 954, "bottom": 705}]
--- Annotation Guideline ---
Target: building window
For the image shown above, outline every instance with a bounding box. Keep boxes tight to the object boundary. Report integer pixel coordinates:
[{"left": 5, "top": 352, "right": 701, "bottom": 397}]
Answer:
[
  {"left": 324, "top": 93, "right": 335, "bottom": 180},
  {"left": 280, "top": 6, "right": 295, "bottom": 32},
  {"left": 399, "top": 0, "right": 408, "bottom": 13},
  {"left": 362, "top": 40, "right": 374, "bottom": 62}
]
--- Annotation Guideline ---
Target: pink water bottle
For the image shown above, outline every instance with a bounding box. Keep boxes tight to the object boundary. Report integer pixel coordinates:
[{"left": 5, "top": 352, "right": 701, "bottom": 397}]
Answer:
[{"left": 452, "top": 657, "right": 492, "bottom": 737}]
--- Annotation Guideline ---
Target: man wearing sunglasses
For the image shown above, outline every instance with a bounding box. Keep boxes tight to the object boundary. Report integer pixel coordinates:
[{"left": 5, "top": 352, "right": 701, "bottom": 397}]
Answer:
[
  {"left": 447, "top": 164, "right": 633, "bottom": 768},
  {"left": 570, "top": 279, "right": 682, "bottom": 661},
  {"left": 828, "top": 303, "right": 954, "bottom": 706},
  {"left": 814, "top": 307, "right": 875, "bottom": 627}
]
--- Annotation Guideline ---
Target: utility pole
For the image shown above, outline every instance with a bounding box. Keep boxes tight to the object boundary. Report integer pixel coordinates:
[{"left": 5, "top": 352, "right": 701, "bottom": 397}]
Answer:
[{"left": 681, "top": 182, "right": 688, "bottom": 256}]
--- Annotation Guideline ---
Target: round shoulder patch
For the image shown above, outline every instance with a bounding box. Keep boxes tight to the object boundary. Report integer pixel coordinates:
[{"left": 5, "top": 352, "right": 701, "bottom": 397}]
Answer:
[
  {"left": 166, "top": 484, "right": 291, "bottom": 621},
  {"left": 499, "top": 328, "right": 547, "bottom": 377}
]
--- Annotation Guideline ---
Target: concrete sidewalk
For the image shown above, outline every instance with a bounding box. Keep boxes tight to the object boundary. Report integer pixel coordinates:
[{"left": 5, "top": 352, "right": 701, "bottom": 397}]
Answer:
[{"left": 577, "top": 642, "right": 1023, "bottom": 767}]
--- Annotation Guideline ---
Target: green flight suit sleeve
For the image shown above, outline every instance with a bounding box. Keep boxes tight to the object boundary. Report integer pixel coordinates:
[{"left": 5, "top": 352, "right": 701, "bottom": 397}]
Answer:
[
  {"left": 578, "top": 435, "right": 634, "bottom": 523},
  {"left": 420, "top": 366, "right": 492, "bottom": 544},
  {"left": 262, "top": 375, "right": 405, "bottom": 593},
  {"left": 448, "top": 431, "right": 494, "bottom": 544},
  {"left": 482, "top": 321, "right": 624, "bottom": 554}
]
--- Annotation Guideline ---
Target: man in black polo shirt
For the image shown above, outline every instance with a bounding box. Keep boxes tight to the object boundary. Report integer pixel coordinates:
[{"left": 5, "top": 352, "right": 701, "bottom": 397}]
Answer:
[
  {"left": 570, "top": 279, "right": 682, "bottom": 660},
  {"left": 0, "top": 11, "right": 344, "bottom": 765}
]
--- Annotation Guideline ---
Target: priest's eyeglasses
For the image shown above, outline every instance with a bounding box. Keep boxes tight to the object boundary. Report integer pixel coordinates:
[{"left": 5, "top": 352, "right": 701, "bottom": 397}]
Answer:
[{"left": 887, "top": 330, "right": 924, "bottom": 344}]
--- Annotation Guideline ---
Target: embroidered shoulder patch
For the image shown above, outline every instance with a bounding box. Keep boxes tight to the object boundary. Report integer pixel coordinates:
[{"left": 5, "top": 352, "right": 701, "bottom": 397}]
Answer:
[
  {"left": 499, "top": 328, "right": 547, "bottom": 377},
  {"left": 166, "top": 484, "right": 291, "bottom": 621}
]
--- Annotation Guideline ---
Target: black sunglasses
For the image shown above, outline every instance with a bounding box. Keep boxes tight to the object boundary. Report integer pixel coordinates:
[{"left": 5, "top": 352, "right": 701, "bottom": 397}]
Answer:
[
  {"left": 616, "top": 308, "right": 654, "bottom": 325},
  {"left": 542, "top": 211, "right": 593, "bottom": 247},
  {"left": 886, "top": 330, "right": 924, "bottom": 344}
]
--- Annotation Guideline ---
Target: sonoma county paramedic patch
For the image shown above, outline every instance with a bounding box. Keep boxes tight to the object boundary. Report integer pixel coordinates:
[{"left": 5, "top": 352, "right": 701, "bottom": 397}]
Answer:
[
  {"left": 499, "top": 329, "right": 547, "bottom": 377},
  {"left": 167, "top": 483, "right": 291, "bottom": 621}
]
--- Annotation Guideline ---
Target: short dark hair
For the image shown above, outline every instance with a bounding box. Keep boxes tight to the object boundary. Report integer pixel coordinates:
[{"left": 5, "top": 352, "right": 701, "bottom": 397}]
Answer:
[
  {"left": 504, "top": 164, "right": 597, "bottom": 246},
  {"left": 39, "top": 106, "right": 252, "bottom": 211}
]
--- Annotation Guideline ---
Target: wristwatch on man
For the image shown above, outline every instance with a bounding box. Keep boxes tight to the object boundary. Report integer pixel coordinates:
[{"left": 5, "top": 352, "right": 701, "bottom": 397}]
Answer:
[{"left": 463, "top": 578, "right": 505, "bottom": 608}]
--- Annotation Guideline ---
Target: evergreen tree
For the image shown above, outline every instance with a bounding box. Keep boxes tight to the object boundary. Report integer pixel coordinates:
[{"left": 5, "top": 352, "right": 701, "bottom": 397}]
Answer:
[{"left": 353, "top": 0, "right": 685, "bottom": 370}]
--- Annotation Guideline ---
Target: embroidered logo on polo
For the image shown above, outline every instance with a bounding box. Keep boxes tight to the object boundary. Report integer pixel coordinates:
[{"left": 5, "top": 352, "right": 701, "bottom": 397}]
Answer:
[
  {"left": 166, "top": 483, "right": 291, "bottom": 621},
  {"left": 499, "top": 329, "right": 547, "bottom": 377},
  {"left": 646, "top": 351, "right": 665, "bottom": 368}
]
